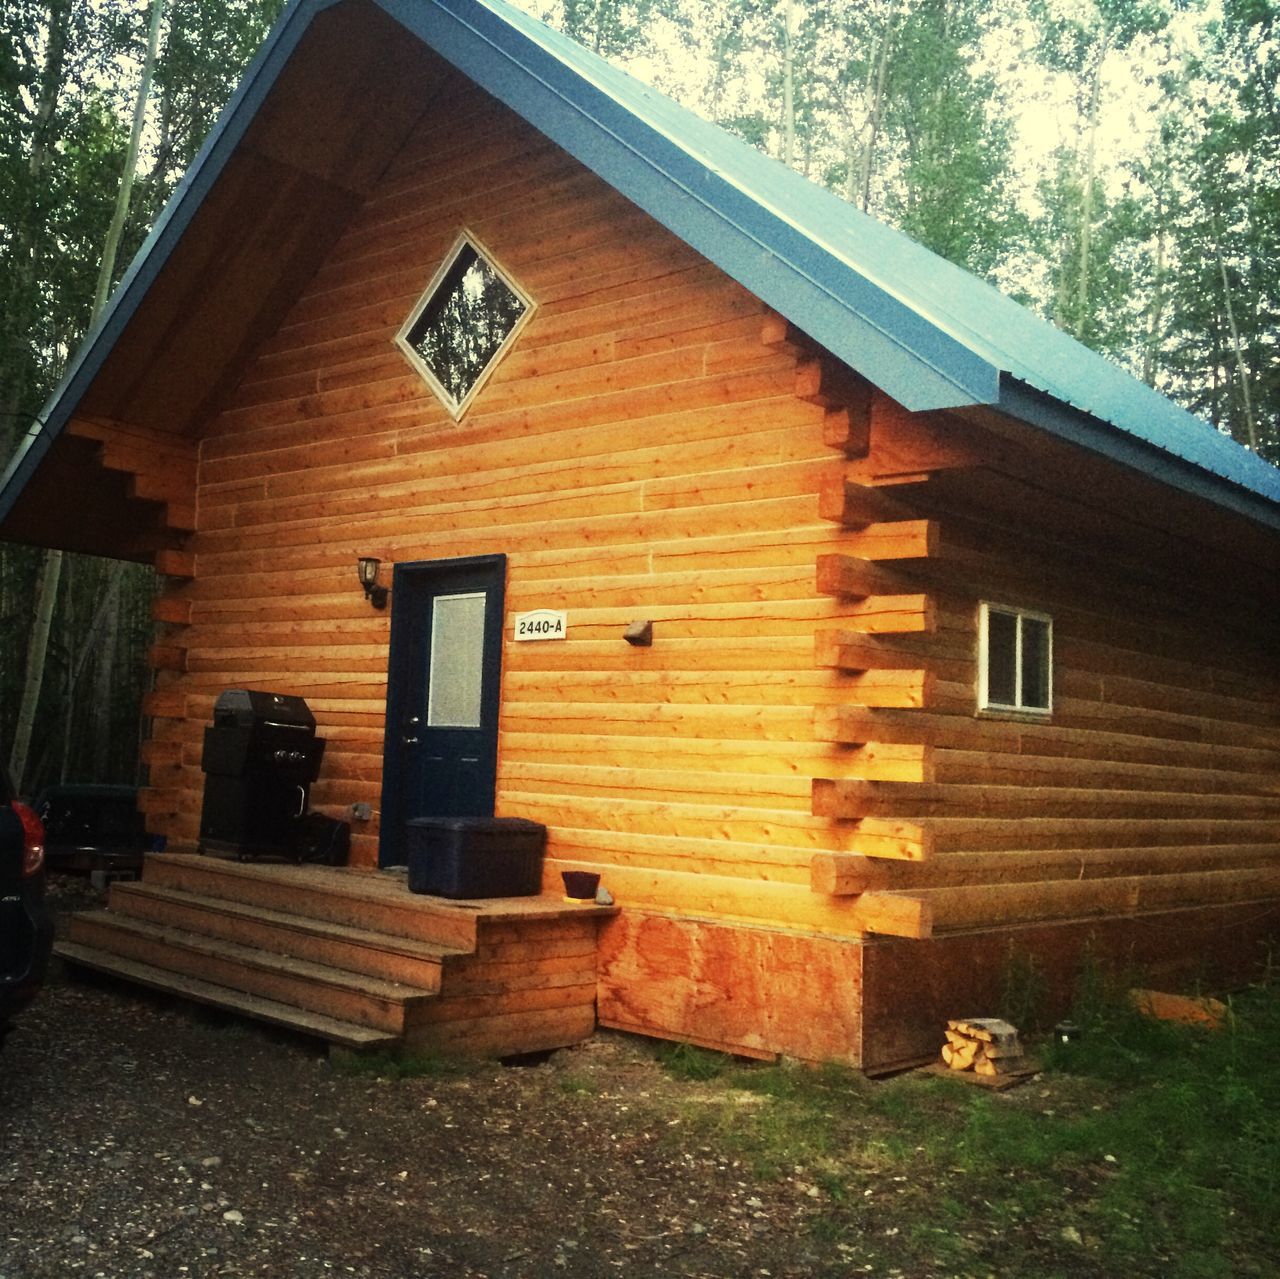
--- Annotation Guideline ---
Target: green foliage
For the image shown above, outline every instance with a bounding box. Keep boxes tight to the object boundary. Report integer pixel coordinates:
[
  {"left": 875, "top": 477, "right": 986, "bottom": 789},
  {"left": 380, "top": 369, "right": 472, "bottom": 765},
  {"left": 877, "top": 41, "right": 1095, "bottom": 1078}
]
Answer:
[
  {"left": 1158, "top": 0, "right": 1280, "bottom": 460},
  {"left": 654, "top": 1039, "right": 733, "bottom": 1080},
  {"left": 1000, "top": 947, "right": 1049, "bottom": 1031},
  {"left": 1046, "top": 982, "right": 1280, "bottom": 1222},
  {"left": 559, "top": 0, "right": 677, "bottom": 57},
  {"left": 877, "top": 0, "right": 1020, "bottom": 277},
  {"left": 1032, "top": 0, "right": 1180, "bottom": 82}
]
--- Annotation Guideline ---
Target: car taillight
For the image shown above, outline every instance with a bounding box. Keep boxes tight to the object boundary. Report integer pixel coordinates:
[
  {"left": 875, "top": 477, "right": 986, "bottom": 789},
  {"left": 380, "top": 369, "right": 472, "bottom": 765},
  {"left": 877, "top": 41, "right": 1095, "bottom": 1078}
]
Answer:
[{"left": 12, "top": 801, "right": 45, "bottom": 876}]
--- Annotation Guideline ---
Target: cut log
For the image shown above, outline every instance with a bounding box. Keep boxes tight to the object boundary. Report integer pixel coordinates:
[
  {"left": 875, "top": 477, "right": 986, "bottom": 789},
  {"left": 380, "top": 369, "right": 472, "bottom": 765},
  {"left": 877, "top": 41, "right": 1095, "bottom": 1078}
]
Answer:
[
  {"left": 852, "top": 892, "right": 932, "bottom": 939},
  {"left": 815, "top": 554, "right": 916, "bottom": 600},
  {"left": 941, "top": 1017, "right": 1028, "bottom": 1076},
  {"left": 796, "top": 357, "right": 871, "bottom": 415},
  {"left": 813, "top": 627, "right": 930, "bottom": 671},
  {"left": 154, "top": 549, "right": 196, "bottom": 578},
  {"left": 151, "top": 595, "right": 192, "bottom": 625},
  {"left": 823, "top": 405, "right": 871, "bottom": 457},
  {"left": 946, "top": 1017, "right": 1018, "bottom": 1042},
  {"left": 818, "top": 477, "right": 917, "bottom": 527}
]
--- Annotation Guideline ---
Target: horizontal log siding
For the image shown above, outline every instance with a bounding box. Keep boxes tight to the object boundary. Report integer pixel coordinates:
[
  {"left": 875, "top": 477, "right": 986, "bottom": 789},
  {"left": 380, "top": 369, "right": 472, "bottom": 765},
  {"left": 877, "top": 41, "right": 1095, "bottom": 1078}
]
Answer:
[
  {"left": 147, "top": 87, "right": 896, "bottom": 935},
  {"left": 814, "top": 432, "right": 1280, "bottom": 931}
]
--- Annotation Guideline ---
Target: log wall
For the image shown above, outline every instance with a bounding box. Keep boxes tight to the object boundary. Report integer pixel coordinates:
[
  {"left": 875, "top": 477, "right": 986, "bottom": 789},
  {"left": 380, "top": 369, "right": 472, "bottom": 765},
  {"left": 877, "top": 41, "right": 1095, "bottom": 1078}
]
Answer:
[
  {"left": 808, "top": 390, "right": 1280, "bottom": 942},
  {"left": 143, "top": 83, "right": 910, "bottom": 941}
]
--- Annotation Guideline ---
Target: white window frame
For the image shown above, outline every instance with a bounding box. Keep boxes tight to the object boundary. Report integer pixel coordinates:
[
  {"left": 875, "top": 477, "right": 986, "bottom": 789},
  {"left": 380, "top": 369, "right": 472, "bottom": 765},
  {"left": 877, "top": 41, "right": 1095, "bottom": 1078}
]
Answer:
[
  {"left": 977, "top": 602, "right": 1053, "bottom": 716},
  {"left": 394, "top": 230, "right": 536, "bottom": 421}
]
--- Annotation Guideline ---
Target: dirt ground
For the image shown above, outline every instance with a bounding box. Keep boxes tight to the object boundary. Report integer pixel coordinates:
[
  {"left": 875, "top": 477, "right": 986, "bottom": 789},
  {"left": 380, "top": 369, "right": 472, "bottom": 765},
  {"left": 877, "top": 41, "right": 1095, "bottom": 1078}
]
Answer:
[{"left": 0, "top": 879, "right": 852, "bottom": 1279}]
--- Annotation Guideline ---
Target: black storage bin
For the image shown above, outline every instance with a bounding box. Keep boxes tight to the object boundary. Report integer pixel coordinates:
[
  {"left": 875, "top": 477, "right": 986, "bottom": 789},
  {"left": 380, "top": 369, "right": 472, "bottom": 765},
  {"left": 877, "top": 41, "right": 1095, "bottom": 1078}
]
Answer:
[{"left": 407, "top": 817, "right": 546, "bottom": 899}]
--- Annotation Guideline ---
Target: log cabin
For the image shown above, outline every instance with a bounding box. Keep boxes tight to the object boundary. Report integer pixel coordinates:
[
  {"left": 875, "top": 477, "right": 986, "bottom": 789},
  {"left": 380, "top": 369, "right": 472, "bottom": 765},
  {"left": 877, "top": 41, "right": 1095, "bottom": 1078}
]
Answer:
[{"left": 2, "top": 0, "right": 1278, "bottom": 1069}]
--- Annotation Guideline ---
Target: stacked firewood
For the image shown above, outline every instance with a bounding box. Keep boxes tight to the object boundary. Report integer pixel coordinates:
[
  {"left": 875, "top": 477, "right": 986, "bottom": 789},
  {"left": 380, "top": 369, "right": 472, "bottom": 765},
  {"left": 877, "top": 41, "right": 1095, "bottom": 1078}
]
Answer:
[{"left": 941, "top": 1018, "right": 1030, "bottom": 1077}]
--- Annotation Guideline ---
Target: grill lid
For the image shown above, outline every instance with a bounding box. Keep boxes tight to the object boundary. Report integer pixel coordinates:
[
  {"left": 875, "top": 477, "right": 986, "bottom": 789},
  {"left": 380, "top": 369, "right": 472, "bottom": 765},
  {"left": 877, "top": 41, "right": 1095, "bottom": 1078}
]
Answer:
[{"left": 212, "top": 689, "right": 316, "bottom": 733}]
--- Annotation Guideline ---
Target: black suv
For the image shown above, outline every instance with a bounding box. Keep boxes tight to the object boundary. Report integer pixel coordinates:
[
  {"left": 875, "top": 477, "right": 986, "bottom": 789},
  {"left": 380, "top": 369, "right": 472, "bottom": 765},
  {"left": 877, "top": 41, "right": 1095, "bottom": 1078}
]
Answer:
[{"left": 1, "top": 765, "right": 52, "bottom": 1047}]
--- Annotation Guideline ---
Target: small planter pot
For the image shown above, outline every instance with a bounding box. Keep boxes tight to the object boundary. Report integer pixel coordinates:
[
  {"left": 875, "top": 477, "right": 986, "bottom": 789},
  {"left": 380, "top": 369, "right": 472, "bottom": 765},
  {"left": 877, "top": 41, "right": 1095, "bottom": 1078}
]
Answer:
[{"left": 561, "top": 870, "right": 601, "bottom": 902}]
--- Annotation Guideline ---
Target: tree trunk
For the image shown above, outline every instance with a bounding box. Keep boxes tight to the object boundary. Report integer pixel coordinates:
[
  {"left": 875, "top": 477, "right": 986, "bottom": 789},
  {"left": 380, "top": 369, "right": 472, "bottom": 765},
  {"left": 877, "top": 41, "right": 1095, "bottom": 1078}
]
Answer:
[
  {"left": 92, "top": 0, "right": 165, "bottom": 319},
  {"left": 857, "top": 0, "right": 899, "bottom": 212},
  {"left": 8, "top": 551, "right": 62, "bottom": 791},
  {"left": 1073, "top": 52, "right": 1105, "bottom": 341},
  {"left": 57, "top": 559, "right": 78, "bottom": 783},
  {"left": 90, "top": 563, "right": 127, "bottom": 777},
  {"left": 6, "top": 0, "right": 74, "bottom": 792},
  {"left": 780, "top": 0, "right": 796, "bottom": 167},
  {"left": 1217, "top": 248, "right": 1259, "bottom": 451},
  {"left": 1142, "top": 188, "right": 1167, "bottom": 385}
]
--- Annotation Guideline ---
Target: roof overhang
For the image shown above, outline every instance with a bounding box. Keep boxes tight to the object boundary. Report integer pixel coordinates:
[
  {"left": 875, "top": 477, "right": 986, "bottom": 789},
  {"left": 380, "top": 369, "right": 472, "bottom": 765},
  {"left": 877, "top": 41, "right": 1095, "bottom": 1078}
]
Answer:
[{"left": 995, "top": 379, "right": 1280, "bottom": 535}]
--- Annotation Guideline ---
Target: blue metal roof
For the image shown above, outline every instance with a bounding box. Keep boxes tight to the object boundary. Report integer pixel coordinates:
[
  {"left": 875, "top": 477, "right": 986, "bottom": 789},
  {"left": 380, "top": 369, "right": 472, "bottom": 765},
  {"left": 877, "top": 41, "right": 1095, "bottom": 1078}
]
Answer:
[{"left": 3, "top": 0, "right": 1278, "bottom": 533}]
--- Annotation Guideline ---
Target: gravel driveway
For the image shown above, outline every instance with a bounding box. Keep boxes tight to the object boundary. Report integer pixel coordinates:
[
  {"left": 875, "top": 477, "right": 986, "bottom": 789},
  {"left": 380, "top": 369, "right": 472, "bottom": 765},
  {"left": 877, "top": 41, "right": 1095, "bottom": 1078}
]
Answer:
[{"left": 1, "top": 883, "right": 825, "bottom": 1279}]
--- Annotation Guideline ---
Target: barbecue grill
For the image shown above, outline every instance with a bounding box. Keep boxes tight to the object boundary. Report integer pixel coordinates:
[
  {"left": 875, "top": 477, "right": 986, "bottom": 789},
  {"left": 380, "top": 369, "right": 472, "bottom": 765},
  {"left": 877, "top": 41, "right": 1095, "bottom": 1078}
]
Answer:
[{"left": 198, "top": 689, "right": 326, "bottom": 858}]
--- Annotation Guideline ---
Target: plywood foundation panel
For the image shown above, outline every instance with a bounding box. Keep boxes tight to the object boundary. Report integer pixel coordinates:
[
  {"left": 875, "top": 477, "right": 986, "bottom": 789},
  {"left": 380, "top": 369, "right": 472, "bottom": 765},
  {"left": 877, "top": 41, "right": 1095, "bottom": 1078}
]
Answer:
[
  {"left": 597, "top": 911, "right": 862, "bottom": 1063},
  {"left": 859, "top": 899, "right": 1280, "bottom": 1072}
]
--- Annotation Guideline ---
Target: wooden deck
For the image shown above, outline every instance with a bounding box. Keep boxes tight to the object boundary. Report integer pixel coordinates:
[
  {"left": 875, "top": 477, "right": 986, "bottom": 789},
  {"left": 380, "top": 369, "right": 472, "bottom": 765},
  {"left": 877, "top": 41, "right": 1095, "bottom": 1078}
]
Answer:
[{"left": 55, "top": 852, "right": 617, "bottom": 1056}]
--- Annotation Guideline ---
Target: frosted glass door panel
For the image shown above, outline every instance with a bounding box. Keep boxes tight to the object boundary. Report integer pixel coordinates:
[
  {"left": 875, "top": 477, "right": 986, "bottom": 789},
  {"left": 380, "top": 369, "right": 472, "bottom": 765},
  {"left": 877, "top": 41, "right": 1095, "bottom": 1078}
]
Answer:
[{"left": 427, "top": 593, "right": 486, "bottom": 727}]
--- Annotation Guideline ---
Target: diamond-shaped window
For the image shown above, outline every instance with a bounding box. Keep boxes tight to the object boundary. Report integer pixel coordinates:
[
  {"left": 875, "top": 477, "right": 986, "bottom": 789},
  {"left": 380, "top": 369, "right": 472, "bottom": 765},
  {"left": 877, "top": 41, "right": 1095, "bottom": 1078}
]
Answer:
[{"left": 395, "top": 233, "right": 534, "bottom": 418}]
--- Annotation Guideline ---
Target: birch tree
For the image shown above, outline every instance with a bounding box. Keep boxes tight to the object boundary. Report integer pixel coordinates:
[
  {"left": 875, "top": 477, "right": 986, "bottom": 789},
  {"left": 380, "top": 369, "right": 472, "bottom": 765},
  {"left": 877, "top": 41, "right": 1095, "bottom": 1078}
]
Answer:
[
  {"left": 1162, "top": 0, "right": 1279, "bottom": 460},
  {"left": 1031, "top": 0, "right": 1180, "bottom": 344}
]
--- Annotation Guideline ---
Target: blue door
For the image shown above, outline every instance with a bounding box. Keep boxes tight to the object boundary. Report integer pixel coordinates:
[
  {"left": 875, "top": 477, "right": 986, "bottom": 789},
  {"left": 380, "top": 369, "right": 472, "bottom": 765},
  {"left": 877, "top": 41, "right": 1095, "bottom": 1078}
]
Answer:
[{"left": 378, "top": 555, "right": 506, "bottom": 867}]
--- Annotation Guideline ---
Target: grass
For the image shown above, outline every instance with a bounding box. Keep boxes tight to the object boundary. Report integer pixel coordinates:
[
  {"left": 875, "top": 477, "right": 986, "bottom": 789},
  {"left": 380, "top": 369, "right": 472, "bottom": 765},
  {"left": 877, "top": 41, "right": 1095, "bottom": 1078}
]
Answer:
[{"left": 654, "top": 978, "right": 1280, "bottom": 1278}]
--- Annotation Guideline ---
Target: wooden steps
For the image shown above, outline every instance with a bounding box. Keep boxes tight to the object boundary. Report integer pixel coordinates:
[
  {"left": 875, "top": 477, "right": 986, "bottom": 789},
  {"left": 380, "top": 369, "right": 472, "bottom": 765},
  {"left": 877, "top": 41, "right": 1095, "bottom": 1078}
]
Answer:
[
  {"left": 54, "top": 941, "right": 399, "bottom": 1049},
  {"left": 66, "top": 911, "right": 434, "bottom": 1033},
  {"left": 138, "top": 853, "right": 484, "bottom": 949},
  {"left": 55, "top": 853, "right": 615, "bottom": 1055},
  {"left": 106, "top": 883, "right": 457, "bottom": 988}
]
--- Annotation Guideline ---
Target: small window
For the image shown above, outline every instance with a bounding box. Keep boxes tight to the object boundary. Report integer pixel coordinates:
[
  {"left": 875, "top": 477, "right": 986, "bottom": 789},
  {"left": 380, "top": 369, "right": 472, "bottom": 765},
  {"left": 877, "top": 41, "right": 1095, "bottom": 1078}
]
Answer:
[
  {"left": 395, "top": 232, "right": 534, "bottom": 418},
  {"left": 979, "top": 603, "right": 1052, "bottom": 714}
]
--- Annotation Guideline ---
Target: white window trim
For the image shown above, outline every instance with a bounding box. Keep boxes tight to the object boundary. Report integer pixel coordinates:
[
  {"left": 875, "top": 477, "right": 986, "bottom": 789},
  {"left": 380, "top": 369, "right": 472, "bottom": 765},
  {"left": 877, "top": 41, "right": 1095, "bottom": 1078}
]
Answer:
[
  {"left": 977, "top": 602, "right": 1053, "bottom": 716},
  {"left": 394, "top": 229, "right": 536, "bottom": 421}
]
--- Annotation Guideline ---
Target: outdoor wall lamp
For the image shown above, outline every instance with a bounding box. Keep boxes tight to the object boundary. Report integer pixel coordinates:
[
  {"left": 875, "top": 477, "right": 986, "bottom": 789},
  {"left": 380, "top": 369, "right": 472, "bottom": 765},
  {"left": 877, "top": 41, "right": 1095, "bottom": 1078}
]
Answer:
[{"left": 357, "top": 556, "right": 388, "bottom": 609}]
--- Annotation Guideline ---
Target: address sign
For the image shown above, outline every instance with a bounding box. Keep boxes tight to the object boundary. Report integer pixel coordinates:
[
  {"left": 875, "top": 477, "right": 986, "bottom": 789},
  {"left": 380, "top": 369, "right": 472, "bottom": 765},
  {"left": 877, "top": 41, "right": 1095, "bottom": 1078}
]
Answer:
[{"left": 513, "top": 609, "right": 567, "bottom": 642}]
